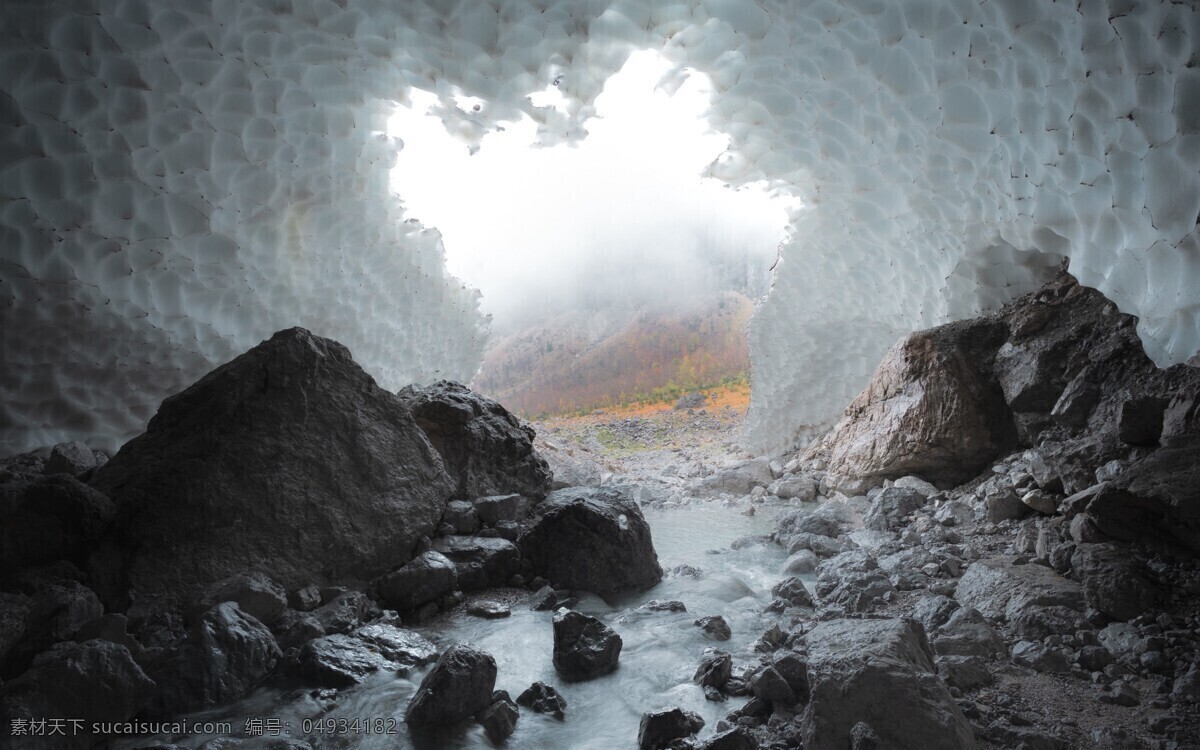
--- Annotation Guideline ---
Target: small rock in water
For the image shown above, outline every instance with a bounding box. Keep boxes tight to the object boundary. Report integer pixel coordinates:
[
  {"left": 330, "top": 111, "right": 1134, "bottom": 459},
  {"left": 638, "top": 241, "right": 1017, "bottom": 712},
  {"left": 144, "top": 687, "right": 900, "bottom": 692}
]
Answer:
[
  {"left": 694, "top": 615, "right": 732, "bottom": 641},
  {"left": 668, "top": 564, "right": 704, "bottom": 579},
  {"left": 638, "top": 707, "right": 705, "bottom": 750},
  {"left": 639, "top": 599, "right": 686, "bottom": 613},
  {"left": 405, "top": 644, "right": 497, "bottom": 726},
  {"left": 529, "top": 585, "right": 557, "bottom": 611},
  {"left": 467, "top": 600, "right": 511, "bottom": 619},
  {"left": 552, "top": 610, "right": 622, "bottom": 681},
  {"left": 477, "top": 690, "right": 519, "bottom": 743},
  {"left": 694, "top": 649, "right": 732, "bottom": 689},
  {"left": 516, "top": 681, "right": 568, "bottom": 719}
]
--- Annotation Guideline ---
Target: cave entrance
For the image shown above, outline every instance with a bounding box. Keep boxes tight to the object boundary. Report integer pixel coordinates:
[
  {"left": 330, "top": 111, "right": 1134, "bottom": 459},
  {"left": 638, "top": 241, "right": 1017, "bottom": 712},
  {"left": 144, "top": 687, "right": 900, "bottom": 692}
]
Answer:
[{"left": 387, "top": 51, "right": 794, "bottom": 421}]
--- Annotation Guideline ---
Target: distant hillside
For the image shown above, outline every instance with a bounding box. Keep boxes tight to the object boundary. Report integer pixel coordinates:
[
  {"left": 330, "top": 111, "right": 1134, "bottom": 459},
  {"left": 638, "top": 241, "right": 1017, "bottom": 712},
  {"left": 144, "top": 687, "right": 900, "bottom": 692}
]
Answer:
[{"left": 473, "top": 292, "right": 754, "bottom": 417}]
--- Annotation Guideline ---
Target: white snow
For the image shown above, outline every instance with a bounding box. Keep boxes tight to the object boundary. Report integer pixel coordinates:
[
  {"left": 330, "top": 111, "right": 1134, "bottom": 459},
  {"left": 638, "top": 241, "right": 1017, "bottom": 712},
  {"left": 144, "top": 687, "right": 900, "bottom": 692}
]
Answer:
[{"left": 0, "top": 0, "right": 1198, "bottom": 454}]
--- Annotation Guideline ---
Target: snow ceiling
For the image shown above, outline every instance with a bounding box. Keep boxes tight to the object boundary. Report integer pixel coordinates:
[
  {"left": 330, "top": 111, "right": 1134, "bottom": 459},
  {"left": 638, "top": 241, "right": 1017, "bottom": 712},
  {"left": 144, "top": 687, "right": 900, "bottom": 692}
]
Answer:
[{"left": 1, "top": 0, "right": 1198, "bottom": 454}]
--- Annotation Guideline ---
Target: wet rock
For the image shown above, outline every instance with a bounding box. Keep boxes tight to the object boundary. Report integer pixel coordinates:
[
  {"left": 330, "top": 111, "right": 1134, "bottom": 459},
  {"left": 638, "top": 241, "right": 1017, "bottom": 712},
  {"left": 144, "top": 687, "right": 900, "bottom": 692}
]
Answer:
[
  {"left": 1070, "top": 543, "right": 1161, "bottom": 621},
  {"left": 697, "top": 726, "right": 756, "bottom": 750},
  {"left": 552, "top": 610, "right": 621, "bottom": 681},
  {"left": 771, "top": 577, "right": 814, "bottom": 608},
  {"left": 0, "top": 640, "right": 155, "bottom": 750},
  {"left": 864, "top": 487, "right": 927, "bottom": 531},
  {"left": 517, "top": 681, "right": 568, "bottom": 719},
  {"left": 1011, "top": 640, "right": 1070, "bottom": 673},
  {"left": 195, "top": 572, "right": 288, "bottom": 626},
  {"left": 467, "top": 600, "right": 511, "bottom": 619},
  {"left": 432, "top": 536, "right": 520, "bottom": 591},
  {"left": 477, "top": 690, "right": 519, "bottom": 743},
  {"left": 272, "top": 610, "right": 325, "bottom": 651},
  {"left": 1, "top": 475, "right": 115, "bottom": 574},
  {"left": 800, "top": 618, "right": 974, "bottom": 750},
  {"left": 695, "top": 615, "right": 732, "bottom": 641},
  {"left": 638, "top": 707, "right": 705, "bottom": 750},
  {"left": 528, "top": 585, "right": 557, "bottom": 611},
  {"left": 376, "top": 550, "right": 458, "bottom": 612},
  {"left": 474, "top": 493, "right": 525, "bottom": 527},
  {"left": 519, "top": 486, "right": 661, "bottom": 598},
  {"left": 694, "top": 649, "right": 732, "bottom": 689},
  {"left": 89, "top": 328, "right": 456, "bottom": 606},
  {"left": 441, "top": 500, "right": 480, "bottom": 534},
  {"left": 145, "top": 602, "right": 281, "bottom": 716},
  {"left": 640, "top": 599, "right": 686, "bottom": 613},
  {"left": 299, "top": 633, "right": 391, "bottom": 687},
  {"left": 751, "top": 665, "right": 797, "bottom": 706},
  {"left": 399, "top": 380, "right": 551, "bottom": 502},
  {"left": 405, "top": 644, "right": 497, "bottom": 726},
  {"left": 808, "top": 317, "right": 1015, "bottom": 489},
  {"left": 311, "top": 590, "right": 376, "bottom": 635}
]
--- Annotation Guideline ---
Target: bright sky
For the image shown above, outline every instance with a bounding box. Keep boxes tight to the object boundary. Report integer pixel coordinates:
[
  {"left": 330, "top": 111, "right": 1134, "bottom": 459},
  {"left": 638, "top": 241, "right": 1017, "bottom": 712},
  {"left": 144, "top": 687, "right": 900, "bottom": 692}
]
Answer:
[{"left": 387, "top": 51, "right": 793, "bottom": 331}]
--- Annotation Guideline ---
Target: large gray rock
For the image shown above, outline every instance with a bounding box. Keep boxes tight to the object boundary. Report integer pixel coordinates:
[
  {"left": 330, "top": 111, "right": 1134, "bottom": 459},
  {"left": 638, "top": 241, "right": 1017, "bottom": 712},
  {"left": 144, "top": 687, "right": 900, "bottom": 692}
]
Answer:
[
  {"left": 864, "top": 487, "right": 927, "bottom": 531},
  {"left": 699, "top": 458, "right": 774, "bottom": 495},
  {"left": 553, "top": 610, "right": 622, "bottom": 681},
  {"left": 375, "top": 550, "right": 457, "bottom": 612},
  {"left": 0, "top": 475, "right": 115, "bottom": 574},
  {"left": 807, "top": 317, "right": 1015, "bottom": 489},
  {"left": 399, "top": 380, "right": 552, "bottom": 502},
  {"left": 405, "top": 644, "right": 497, "bottom": 726},
  {"left": 144, "top": 602, "right": 280, "bottom": 717},
  {"left": 954, "top": 557, "right": 1084, "bottom": 624},
  {"left": 0, "top": 640, "right": 155, "bottom": 750},
  {"left": 519, "top": 487, "right": 661, "bottom": 598},
  {"left": 89, "top": 328, "right": 455, "bottom": 607},
  {"left": 42, "top": 441, "right": 105, "bottom": 476},
  {"left": 801, "top": 618, "right": 975, "bottom": 750}
]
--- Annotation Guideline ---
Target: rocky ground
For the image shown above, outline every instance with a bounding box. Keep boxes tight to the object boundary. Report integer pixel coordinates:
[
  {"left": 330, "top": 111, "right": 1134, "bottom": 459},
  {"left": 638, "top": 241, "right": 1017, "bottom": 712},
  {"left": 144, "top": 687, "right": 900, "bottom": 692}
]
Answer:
[{"left": 2, "top": 273, "right": 1199, "bottom": 750}]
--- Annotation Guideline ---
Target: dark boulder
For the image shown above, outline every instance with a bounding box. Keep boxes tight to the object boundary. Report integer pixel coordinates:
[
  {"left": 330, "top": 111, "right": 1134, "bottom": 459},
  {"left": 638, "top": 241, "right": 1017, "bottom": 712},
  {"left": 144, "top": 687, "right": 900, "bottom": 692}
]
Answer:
[
  {"left": 694, "top": 615, "right": 732, "bottom": 641},
  {"left": 3, "top": 578, "right": 103, "bottom": 678},
  {"left": 474, "top": 493, "right": 526, "bottom": 527},
  {"left": 552, "top": 610, "right": 622, "bottom": 681},
  {"left": 0, "top": 640, "right": 155, "bottom": 750},
  {"left": 516, "top": 680, "right": 568, "bottom": 719},
  {"left": 771, "top": 577, "right": 815, "bottom": 609},
  {"left": 144, "top": 602, "right": 281, "bottom": 717},
  {"left": 477, "top": 690, "right": 519, "bottom": 743},
  {"left": 697, "top": 726, "right": 756, "bottom": 750},
  {"left": 405, "top": 644, "right": 497, "bottom": 726},
  {"left": 519, "top": 487, "right": 661, "bottom": 598},
  {"left": 1070, "top": 543, "right": 1162, "bottom": 621},
  {"left": 0, "top": 475, "right": 114, "bottom": 573},
  {"left": 801, "top": 618, "right": 974, "bottom": 750},
  {"left": 375, "top": 550, "right": 457, "bottom": 612},
  {"left": 1117, "top": 397, "right": 1169, "bottom": 445},
  {"left": 694, "top": 648, "right": 732, "bottom": 689},
  {"left": 310, "top": 590, "right": 377, "bottom": 635},
  {"left": 638, "top": 707, "right": 704, "bottom": 750},
  {"left": 398, "top": 380, "right": 552, "bottom": 502},
  {"left": 431, "top": 536, "right": 520, "bottom": 590},
  {"left": 89, "top": 328, "right": 455, "bottom": 608}
]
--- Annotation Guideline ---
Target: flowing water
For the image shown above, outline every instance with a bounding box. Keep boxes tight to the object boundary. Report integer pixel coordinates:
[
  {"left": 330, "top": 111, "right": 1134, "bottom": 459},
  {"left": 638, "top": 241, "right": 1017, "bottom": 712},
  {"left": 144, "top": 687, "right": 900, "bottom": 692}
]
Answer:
[{"left": 118, "top": 501, "right": 793, "bottom": 749}]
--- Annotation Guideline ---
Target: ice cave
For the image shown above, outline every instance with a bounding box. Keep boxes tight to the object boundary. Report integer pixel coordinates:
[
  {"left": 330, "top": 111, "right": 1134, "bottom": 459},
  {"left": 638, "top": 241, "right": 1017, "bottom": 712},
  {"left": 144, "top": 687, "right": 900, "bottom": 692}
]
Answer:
[{"left": 2, "top": 1, "right": 1200, "bottom": 749}]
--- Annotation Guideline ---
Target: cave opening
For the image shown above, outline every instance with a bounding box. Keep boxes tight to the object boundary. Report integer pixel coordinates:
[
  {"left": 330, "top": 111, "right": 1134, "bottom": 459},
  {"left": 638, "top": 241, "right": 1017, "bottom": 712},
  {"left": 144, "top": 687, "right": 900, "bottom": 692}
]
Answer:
[{"left": 386, "top": 50, "right": 796, "bottom": 419}]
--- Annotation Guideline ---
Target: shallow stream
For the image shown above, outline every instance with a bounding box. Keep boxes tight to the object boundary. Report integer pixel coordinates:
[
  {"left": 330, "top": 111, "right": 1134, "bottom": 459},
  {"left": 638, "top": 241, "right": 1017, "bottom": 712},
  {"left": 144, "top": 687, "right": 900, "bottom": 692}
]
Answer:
[{"left": 120, "top": 501, "right": 793, "bottom": 749}]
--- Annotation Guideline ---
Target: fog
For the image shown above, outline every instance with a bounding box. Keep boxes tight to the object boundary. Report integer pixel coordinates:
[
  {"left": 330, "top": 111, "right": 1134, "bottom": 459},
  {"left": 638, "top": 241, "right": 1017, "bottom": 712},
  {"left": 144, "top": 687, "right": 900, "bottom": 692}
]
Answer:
[{"left": 388, "top": 51, "right": 795, "bottom": 335}]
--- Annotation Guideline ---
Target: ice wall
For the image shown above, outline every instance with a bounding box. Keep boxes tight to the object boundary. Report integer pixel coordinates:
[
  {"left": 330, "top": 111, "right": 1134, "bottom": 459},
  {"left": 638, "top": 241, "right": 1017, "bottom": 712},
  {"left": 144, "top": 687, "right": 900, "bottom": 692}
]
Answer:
[{"left": 1, "top": 0, "right": 1198, "bottom": 455}]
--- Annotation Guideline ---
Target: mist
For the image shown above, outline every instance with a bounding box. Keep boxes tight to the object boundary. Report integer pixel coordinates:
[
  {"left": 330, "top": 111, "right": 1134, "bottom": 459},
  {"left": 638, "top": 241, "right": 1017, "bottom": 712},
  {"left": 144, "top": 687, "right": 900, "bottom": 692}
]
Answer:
[{"left": 388, "top": 51, "right": 794, "bottom": 335}]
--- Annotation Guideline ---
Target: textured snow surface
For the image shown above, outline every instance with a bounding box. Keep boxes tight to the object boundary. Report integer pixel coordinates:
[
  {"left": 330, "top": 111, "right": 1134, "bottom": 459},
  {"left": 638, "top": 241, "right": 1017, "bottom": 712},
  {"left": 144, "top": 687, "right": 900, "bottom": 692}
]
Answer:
[{"left": 1, "top": 0, "right": 1198, "bottom": 453}]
